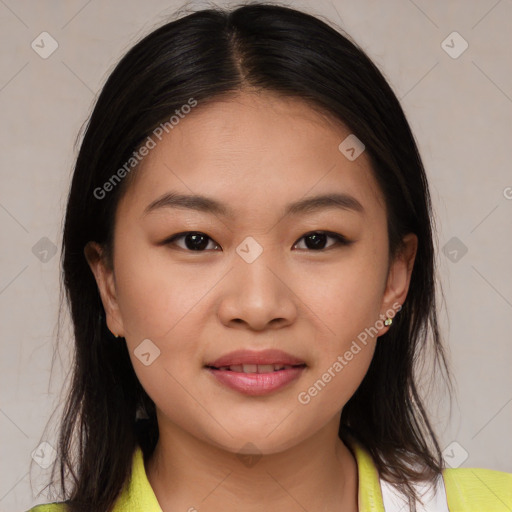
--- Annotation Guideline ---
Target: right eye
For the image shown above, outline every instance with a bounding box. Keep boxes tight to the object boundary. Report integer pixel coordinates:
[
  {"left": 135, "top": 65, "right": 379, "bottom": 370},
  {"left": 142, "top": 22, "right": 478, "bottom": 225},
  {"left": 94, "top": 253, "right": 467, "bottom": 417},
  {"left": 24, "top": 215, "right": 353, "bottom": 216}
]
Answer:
[{"left": 164, "top": 232, "right": 221, "bottom": 251}]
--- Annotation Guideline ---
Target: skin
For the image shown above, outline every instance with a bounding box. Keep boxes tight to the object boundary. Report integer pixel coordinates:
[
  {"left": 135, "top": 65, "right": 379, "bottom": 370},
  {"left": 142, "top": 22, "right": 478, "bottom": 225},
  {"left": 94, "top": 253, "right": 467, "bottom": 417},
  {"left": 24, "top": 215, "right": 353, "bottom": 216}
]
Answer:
[{"left": 85, "top": 91, "right": 417, "bottom": 512}]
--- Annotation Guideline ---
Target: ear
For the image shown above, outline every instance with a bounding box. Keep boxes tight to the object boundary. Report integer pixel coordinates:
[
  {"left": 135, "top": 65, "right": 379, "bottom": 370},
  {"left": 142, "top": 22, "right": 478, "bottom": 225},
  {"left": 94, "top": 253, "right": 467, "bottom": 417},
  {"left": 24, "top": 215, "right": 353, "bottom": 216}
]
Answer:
[
  {"left": 377, "top": 233, "right": 418, "bottom": 335},
  {"left": 84, "top": 241, "right": 125, "bottom": 338}
]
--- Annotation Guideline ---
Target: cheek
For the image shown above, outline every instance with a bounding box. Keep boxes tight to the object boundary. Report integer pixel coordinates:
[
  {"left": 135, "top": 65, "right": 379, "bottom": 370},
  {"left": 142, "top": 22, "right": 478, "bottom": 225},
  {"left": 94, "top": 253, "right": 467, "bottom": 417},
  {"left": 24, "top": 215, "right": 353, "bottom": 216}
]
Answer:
[
  {"left": 113, "top": 237, "right": 212, "bottom": 341},
  {"left": 295, "top": 316, "right": 377, "bottom": 426},
  {"left": 113, "top": 245, "right": 210, "bottom": 402},
  {"left": 295, "top": 242, "right": 387, "bottom": 403},
  {"left": 299, "top": 247, "right": 387, "bottom": 338},
  {"left": 299, "top": 339, "right": 376, "bottom": 411}
]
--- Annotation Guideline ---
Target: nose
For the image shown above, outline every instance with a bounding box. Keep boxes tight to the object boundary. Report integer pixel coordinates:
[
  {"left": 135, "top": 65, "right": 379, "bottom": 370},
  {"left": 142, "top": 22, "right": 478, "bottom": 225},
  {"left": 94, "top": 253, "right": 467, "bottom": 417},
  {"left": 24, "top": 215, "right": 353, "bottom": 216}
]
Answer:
[{"left": 216, "top": 250, "right": 298, "bottom": 331}]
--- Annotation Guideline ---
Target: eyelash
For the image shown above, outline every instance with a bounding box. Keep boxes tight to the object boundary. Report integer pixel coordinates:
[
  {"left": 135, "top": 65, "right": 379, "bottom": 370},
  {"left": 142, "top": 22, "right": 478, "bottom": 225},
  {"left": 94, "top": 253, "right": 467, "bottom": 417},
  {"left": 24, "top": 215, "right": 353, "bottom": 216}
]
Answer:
[{"left": 163, "top": 231, "right": 352, "bottom": 252}]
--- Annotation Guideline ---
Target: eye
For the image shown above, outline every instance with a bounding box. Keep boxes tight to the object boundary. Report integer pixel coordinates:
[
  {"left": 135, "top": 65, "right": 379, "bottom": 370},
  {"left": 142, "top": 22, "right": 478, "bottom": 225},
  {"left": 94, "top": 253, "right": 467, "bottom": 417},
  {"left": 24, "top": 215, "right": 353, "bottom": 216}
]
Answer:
[
  {"left": 293, "top": 231, "right": 351, "bottom": 251},
  {"left": 165, "top": 232, "right": 220, "bottom": 251},
  {"left": 164, "top": 230, "right": 351, "bottom": 252}
]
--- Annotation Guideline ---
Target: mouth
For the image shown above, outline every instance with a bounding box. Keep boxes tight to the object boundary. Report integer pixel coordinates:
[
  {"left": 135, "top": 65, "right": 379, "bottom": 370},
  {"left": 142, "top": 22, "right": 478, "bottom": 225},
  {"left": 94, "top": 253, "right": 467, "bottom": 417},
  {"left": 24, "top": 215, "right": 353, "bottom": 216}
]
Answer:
[
  {"left": 205, "top": 348, "right": 307, "bottom": 369},
  {"left": 205, "top": 363, "right": 307, "bottom": 373},
  {"left": 204, "top": 349, "right": 307, "bottom": 396}
]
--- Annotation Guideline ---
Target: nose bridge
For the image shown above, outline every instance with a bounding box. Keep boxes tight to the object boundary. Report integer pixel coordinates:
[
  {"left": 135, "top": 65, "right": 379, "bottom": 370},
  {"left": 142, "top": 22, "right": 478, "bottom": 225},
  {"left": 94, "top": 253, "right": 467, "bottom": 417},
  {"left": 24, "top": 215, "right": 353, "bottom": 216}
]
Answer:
[
  {"left": 233, "top": 236, "right": 282, "bottom": 300},
  {"left": 218, "top": 237, "right": 296, "bottom": 329}
]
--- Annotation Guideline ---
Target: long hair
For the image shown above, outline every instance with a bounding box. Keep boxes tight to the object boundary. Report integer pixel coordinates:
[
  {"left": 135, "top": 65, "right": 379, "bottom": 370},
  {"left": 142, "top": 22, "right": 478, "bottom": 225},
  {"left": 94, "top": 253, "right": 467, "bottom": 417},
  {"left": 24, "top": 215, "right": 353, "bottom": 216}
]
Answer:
[{"left": 35, "top": 3, "right": 454, "bottom": 510}]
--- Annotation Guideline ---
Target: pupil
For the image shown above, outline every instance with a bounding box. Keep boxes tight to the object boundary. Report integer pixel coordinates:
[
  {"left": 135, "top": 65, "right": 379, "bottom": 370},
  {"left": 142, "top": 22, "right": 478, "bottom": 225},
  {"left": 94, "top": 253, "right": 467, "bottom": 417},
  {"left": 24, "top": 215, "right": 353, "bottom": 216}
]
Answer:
[
  {"left": 186, "top": 233, "right": 209, "bottom": 251},
  {"left": 306, "top": 232, "right": 327, "bottom": 250}
]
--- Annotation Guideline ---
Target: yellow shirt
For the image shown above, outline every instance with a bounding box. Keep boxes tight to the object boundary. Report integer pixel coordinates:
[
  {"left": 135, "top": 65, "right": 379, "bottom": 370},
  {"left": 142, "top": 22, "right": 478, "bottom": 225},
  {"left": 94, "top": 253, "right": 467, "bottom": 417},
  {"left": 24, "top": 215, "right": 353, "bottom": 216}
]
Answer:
[{"left": 27, "top": 437, "right": 512, "bottom": 511}]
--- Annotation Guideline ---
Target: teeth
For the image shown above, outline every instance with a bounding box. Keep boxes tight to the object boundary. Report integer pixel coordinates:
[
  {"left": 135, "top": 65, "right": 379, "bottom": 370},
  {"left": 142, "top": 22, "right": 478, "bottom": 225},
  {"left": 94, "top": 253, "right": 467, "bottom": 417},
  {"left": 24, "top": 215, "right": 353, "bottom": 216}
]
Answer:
[
  {"left": 257, "top": 364, "right": 275, "bottom": 373},
  {"left": 218, "top": 364, "right": 297, "bottom": 373}
]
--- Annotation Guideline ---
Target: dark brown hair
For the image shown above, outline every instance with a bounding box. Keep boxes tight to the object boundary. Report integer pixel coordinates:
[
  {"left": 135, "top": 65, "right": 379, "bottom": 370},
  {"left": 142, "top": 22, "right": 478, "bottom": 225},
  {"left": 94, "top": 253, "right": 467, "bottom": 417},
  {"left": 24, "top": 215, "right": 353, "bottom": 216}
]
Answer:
[{"left": 33, "top": 3, "right": 454, "bottom": 510}]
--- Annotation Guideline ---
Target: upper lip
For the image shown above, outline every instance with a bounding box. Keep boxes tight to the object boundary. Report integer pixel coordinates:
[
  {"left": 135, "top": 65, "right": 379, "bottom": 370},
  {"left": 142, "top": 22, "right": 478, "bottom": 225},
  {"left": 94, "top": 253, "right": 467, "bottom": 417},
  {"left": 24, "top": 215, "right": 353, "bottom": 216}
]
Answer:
[{"left": 205, "top": 349, "right": 306, "bottom": 368}]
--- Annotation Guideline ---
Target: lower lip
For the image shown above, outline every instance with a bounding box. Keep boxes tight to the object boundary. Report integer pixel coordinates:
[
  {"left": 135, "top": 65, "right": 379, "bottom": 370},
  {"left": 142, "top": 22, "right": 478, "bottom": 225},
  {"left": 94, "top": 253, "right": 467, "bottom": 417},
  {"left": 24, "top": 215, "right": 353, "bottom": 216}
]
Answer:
[{"left": 206, "top": 366, "right": 306, "bottom": 396}]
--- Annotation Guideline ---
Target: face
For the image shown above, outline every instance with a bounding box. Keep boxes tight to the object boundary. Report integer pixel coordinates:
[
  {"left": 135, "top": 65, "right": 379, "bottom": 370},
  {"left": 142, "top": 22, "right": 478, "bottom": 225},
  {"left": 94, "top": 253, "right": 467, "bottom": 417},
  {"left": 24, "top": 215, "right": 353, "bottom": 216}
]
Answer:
[{"left": 86, "top": 92, "right": 417, "bottom": 455}]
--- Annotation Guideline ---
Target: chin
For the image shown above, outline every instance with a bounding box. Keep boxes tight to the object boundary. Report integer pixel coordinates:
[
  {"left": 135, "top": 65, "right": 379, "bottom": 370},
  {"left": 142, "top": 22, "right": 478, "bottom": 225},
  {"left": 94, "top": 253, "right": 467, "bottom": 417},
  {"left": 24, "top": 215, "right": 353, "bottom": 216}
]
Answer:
[{"left": 200, "top": 425, "right": 309, "bottom": 458}]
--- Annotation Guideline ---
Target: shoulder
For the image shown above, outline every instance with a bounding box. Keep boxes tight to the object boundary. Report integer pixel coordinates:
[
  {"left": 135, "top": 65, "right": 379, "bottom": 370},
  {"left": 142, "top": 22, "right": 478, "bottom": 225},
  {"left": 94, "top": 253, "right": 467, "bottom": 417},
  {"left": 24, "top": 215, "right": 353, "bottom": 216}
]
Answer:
[
  {"left": 443, "top": 467, "right": 512, "bottom": 510},
  {"left": 25, "top": 502, "right": 69, "bottom": 512}
]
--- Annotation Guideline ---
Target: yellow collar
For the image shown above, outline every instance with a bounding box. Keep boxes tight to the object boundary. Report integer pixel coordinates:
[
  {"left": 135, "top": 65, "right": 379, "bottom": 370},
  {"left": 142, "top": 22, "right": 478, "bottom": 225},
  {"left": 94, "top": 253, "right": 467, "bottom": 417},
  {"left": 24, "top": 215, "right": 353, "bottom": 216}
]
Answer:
[
  {"left": 113, "top": 437, "right": 386, "bottom": 512},
  {"left": 348, "top": 436, "right": 386, "bottom": 511}
]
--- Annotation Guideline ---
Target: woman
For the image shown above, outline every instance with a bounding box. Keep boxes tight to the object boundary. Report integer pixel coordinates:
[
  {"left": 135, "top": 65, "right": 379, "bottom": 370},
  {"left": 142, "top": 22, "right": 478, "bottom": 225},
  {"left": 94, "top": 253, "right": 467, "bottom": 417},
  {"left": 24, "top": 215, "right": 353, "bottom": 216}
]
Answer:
[{"left": 27, "top": 3, "right": 512, "bottom": 511}]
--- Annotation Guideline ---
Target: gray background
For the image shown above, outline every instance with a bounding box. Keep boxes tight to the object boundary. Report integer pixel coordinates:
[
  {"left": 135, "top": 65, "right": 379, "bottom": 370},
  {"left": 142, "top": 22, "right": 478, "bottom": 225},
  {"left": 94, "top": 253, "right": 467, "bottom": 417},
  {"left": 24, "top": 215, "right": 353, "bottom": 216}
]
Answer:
[{"left": 1, "top": 0, "right": 511, "bottom": 510}]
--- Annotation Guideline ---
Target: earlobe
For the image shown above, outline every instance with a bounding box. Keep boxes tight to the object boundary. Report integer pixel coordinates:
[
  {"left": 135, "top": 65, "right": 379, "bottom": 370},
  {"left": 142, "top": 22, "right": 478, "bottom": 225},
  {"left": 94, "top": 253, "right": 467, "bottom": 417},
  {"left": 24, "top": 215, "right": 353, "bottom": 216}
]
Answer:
[{"left": 84, "top": 241, "right": 124, "bottom": 338}]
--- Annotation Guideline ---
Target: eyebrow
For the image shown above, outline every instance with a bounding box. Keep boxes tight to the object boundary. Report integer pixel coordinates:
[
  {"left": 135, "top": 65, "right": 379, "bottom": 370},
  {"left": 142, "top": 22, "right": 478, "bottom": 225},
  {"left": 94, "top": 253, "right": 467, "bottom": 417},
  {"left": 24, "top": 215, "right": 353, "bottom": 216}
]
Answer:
[{"left": 142, "top": 191, "right": 365, "bottom": 218}]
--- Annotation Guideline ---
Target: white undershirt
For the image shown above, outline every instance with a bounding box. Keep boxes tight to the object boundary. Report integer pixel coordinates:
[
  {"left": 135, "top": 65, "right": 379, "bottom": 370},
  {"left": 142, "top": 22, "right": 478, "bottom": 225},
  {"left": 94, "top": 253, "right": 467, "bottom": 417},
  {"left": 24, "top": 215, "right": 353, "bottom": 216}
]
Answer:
[{"left": 379, "top": 474, "right": 449, "bottom": 512}]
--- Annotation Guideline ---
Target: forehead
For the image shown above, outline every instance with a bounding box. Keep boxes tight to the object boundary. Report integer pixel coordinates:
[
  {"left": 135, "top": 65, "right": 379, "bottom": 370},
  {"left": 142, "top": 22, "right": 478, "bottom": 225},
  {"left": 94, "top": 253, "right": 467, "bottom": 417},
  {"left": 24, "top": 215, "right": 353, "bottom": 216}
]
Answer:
[{"left": 117, "top": 92, "right": 385, "bottom": 220}]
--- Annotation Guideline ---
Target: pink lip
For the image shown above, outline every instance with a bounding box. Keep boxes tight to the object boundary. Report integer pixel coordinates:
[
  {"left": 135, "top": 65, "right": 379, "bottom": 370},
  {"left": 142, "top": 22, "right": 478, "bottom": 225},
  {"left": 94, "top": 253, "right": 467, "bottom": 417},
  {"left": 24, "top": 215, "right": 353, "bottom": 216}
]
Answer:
[
  {"left": 206, "top": 366, "right": 306, "bottom": 396},
  {"left": 206, "top": 349, "right": 305, "bottom": 367},
  {"left": 204, "top": 349, "right": 307, "bottom": 396}
]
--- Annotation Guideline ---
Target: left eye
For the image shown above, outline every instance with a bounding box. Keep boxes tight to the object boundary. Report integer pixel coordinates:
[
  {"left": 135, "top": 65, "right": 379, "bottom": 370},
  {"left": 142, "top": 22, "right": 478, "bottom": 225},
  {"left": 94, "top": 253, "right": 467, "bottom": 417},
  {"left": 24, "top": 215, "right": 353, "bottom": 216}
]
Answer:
[{"left": 293, "top": 231, "right": 351, "bottom": 251}]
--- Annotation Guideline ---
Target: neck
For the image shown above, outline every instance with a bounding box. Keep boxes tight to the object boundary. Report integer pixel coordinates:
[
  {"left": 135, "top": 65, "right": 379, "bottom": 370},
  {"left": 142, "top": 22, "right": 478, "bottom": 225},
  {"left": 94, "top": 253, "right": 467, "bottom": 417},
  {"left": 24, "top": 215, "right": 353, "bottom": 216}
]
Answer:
[{"left": 145, "top": 415, "right": 359, "bottom": 512}]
